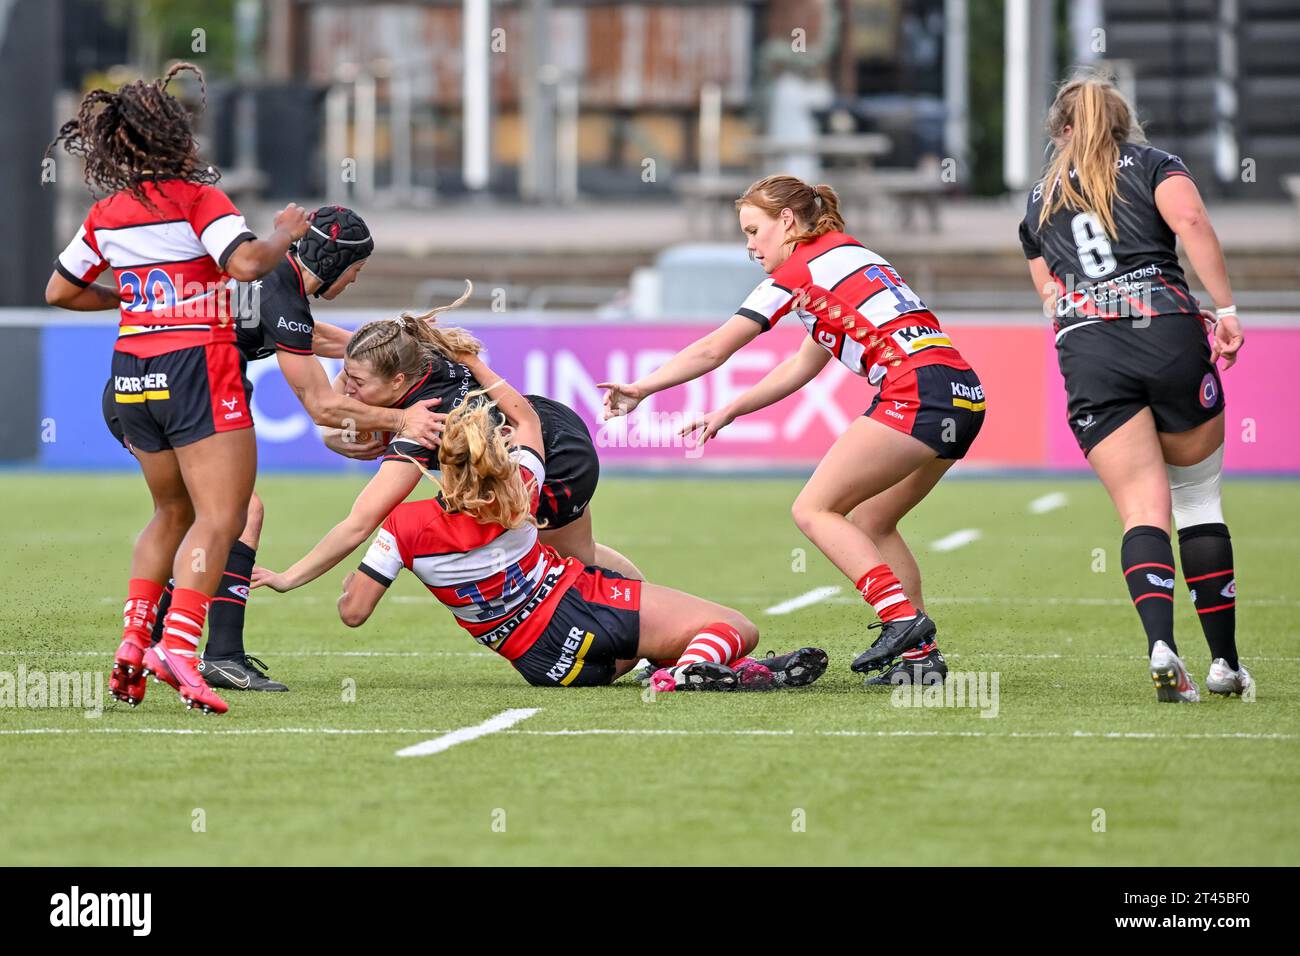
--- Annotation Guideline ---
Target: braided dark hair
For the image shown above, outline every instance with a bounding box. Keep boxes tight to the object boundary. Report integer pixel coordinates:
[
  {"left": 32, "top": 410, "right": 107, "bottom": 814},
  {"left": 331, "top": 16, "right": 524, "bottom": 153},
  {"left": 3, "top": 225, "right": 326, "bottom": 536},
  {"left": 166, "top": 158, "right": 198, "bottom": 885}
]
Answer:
[{"left": 47, "top": 62, "right": 218, "bottom": 210}]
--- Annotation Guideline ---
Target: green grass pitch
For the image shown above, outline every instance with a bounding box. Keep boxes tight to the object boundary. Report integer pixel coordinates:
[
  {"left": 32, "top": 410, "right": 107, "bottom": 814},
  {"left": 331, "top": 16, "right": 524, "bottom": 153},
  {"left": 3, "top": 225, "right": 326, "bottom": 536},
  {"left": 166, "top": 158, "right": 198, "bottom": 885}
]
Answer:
[{"left": 2, "top": 473, "right": 1297, "bottom": 865}]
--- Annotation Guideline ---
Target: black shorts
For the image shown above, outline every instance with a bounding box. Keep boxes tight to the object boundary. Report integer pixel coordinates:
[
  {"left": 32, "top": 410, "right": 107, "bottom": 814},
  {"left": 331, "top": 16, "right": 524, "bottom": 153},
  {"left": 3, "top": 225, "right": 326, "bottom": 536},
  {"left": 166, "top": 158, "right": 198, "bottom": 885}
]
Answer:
[
  {"left": 512, "top": 567, "right": 641, "bottom": 687},
  {"left": 102, "top": 376, "right": 128, "bottom": 449},
  {"left": 529, "top": 395, "right": 600, "bottom": 529},
  {"left": 109, "top": 344, "right": 253, "bottom": 453},
  {"left": 1056, "top": 315, "right": 1224, "bottom": 455},
  {"left": 864, "top": 363, "right": 986, "bottom": 460}
]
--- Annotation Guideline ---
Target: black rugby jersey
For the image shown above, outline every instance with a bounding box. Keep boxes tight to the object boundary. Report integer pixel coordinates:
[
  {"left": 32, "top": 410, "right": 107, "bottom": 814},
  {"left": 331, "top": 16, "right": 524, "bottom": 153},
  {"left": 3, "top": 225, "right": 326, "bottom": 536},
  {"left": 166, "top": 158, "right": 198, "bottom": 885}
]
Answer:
[
  {"left": 382, "top": 356, "right": 480, "bottom": 469},
  {"left": 1019, "top": 143, "right": 1200, "bottom": 325},
  {"left": 232, "top": 254, "right": 315, "bottom": 362}
]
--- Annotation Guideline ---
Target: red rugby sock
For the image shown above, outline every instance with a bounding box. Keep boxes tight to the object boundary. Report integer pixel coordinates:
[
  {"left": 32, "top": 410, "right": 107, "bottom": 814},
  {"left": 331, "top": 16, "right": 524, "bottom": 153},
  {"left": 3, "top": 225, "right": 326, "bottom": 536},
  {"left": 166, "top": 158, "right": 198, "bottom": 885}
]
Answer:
[
  {"left": 159, "top": 587, "right": 211, "bottom": 657},
  {"left": 122, "top": 578, "right": 165, "bottom": 646},
  {"left": 856, "top": 564, "right": 918, "bottom": 623},
  {"left": 676, "top": 623, "right": 746, "bottom": 667}
]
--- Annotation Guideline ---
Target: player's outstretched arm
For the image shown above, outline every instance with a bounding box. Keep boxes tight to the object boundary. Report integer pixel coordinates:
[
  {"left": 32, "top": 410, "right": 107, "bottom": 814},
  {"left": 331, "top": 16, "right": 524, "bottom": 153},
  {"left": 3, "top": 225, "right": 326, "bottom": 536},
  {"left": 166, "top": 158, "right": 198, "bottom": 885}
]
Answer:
[
  {"left": 681, "top": 335, "right": 831, "bottom": 447},
  {"left": 251, "top": 462, "right": 422, "bottom": 592},
  {"left": 598, "top": 313, "right": 762, "bottom": 419}
]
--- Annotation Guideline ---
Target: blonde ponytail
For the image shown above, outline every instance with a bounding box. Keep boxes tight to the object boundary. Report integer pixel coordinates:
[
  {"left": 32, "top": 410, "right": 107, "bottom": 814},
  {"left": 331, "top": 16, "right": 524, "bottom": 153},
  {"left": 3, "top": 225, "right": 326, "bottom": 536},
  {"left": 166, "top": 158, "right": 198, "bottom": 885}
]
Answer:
[
  {"left": 1037, "top": 74, "right": 1142, "bottom": 239},
  {"left": 436, "top": 393, "right": 537, "bottom": 530}
]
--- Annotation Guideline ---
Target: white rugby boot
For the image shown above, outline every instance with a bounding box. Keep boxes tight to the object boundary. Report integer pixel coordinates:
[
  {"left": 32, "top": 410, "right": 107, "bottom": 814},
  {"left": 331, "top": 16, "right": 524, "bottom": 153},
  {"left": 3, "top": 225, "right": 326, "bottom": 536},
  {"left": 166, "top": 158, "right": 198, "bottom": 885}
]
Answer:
[
  {"left": 1150, "top": 640, "right": 1200, "bottom": 703},
  {"left": 1205, "top": 658, "right": 1254, "bottom": 698}
]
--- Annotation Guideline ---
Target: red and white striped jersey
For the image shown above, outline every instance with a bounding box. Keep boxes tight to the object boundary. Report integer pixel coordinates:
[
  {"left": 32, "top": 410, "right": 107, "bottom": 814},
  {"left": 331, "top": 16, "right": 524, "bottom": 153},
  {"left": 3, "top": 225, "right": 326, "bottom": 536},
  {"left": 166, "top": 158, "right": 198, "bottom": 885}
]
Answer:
[
  {"left": 736, "top": 231, "right": 969, "bottom": 385},
  {"left": 56, "top": 180, "right": 256, "bottom": 358},
  {"left": 356, "top": 446, "right": 581, "bottom": 659}
]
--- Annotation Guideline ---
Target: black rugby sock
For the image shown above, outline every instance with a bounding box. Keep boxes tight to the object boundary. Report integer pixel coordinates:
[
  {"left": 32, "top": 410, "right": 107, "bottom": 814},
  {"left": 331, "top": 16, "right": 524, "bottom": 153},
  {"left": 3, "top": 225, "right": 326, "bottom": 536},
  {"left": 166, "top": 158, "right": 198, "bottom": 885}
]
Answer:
[
  {"left": 1121, "top": 526, "right": 1177, "bottom": 656},
  {"left": 1178, "top": 523, "right": 1239, "bottom": 670},
  {"left": 149, "top": 579, "right": 174, "bottom": 646},
  {"left": 203, "top": 541, "right": 255, "bottom": 660}
]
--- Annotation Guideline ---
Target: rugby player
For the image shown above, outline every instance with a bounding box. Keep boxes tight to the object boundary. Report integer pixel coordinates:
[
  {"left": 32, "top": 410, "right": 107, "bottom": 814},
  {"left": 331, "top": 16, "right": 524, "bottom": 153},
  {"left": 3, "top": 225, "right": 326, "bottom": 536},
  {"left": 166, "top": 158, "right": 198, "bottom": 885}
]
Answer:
[
  {"left": 601, "top": 175, "right": 985, "bottom": 687},
  {"left": 333, "top": 365, "right": 828, "bottom": 691},
  {"left": 1019, "top": 73, "right": 1250, "bottom": 702},
  {"left": 44, "top": 63, "right": 312, "bottom": 714},
  {"left": 99, "top": 206, "right": 444, "bottom": 693},
  {"left": 249, "top": 296, "right": 643, "bottom": 595}
]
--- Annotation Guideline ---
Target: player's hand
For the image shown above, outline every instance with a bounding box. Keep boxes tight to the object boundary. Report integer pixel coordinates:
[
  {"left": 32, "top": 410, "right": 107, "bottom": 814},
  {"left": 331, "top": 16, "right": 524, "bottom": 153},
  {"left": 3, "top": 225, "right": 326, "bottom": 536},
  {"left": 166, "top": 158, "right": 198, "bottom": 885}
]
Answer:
[
  {"left": 325, "top": 429, "right": 387, "bottom": 460},
  {"left": 251, "top": 566, "right": 291, "bottom": 592},
  {"left": 399, "top": 398, "right": 445, "bottom": 448},
  {"left": 597, "top": 381, "right": 646, "bottom": 420},
  {"left": 679, "top": 407, "right": 735, "bottom": 448},
  {"left": 1209, "top": 311, "right": 1244, "bottom": 369},
  {"left": 274, "top": 203, "right": 311, "bottom": 241}
]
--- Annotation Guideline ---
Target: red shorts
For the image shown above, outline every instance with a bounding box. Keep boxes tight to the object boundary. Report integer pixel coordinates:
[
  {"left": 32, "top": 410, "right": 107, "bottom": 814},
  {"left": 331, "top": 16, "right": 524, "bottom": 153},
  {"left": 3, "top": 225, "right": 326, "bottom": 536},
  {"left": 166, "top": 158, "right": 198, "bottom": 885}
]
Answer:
[
  {"left": 865, "top": 363, "right": 986, "bottom": 460},
  {"left": 109, "top": 343, "right": 253, "bottom": 452}
]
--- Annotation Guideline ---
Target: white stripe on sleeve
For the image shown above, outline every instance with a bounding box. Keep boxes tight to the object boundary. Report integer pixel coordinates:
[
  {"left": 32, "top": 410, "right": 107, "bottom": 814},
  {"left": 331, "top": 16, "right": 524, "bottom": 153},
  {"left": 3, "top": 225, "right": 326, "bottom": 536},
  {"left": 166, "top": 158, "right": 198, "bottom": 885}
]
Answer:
[
  {"left": 198, "top": 213, "right": 253, "bottom": 266},
  {"left": 360, "top": 527, "right": 404, "bottom": 583}
]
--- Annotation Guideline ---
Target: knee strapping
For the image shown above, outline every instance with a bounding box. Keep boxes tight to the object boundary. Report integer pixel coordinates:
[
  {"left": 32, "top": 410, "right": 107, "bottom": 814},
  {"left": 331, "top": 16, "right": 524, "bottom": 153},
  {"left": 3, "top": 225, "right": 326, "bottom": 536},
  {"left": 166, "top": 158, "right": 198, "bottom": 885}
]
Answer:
[{"left": 1167, "top": 445, "right": 1224, "bottom": 531}]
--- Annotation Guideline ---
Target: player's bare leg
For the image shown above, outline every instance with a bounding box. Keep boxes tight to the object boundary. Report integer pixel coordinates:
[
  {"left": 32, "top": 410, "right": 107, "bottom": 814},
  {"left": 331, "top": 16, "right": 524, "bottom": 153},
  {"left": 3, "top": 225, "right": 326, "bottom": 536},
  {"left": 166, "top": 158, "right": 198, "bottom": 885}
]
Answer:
[
  {"left": 1158, "top": 410, "right": 1224, "bottom": 468},
  {"left": 538, "top": 510, "right": 596, "bottom": 564},
  {"left": 789, "top": 417, "right": 941, "bottom": 673},
  {"left": 112, "top": 447, "right": 193, "bottom": 706},
  {"left": 592, "top": 544, "right": 643, "bottom": 580},
  {"left": 130, "top": 449, "right": 196, "bottom": 583},
  {"left": 848, "top": 457, "right": 954, "bottom": 612},
  {"left": 1089, "top": 409, "right": 1172, "bottom": 534},
  {"left": 142, "top": 429, "right": 256, "bottom": 714},
  {"left": 848, "top": 456, "right": 954, "bottom": 684}
]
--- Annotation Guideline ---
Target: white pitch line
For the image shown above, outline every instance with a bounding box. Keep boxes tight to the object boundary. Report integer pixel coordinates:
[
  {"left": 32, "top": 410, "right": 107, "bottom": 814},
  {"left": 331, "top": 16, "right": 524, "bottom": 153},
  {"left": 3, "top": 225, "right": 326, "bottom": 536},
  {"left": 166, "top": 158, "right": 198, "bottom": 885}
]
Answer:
[
  {"left": 1029, "top": 491, "right": 1068, "bottom": 514},
  {"left": 2, "top": 726, "right": 1294, "bottom": 743},
  {"left": 0, "top": 727, "right": 455, "bottom": 736},
  {"left": 764, "top": 585, "right": 843, "bottom": 616},
  {"left": 931, "top": 528, "right": 982, "bottom": 552},
  {"left": 394, "top": 707, "right": 540, "bottom": 758}
]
